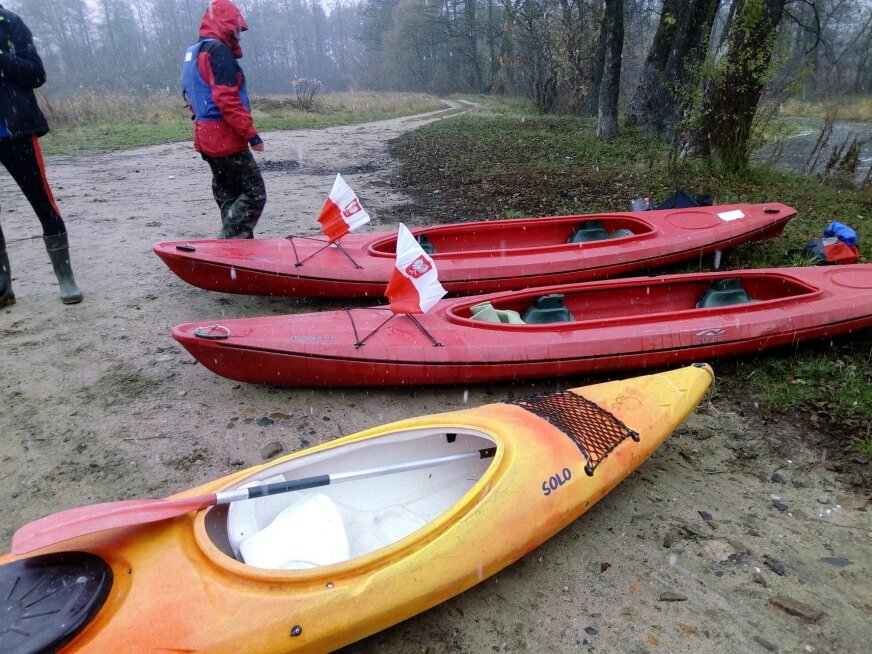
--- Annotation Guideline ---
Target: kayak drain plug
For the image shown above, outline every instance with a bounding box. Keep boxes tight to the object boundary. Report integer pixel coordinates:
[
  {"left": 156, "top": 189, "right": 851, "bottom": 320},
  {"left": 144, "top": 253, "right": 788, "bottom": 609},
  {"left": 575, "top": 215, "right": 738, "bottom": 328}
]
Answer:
[{"left": 291, "top": 625, "right": 303, "bottom": 637}]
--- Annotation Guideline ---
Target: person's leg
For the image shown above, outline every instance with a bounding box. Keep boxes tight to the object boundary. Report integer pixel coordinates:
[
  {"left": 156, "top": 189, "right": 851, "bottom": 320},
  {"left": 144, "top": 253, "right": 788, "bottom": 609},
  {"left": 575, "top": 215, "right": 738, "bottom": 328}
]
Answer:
[
  {"left": 203, "top": 154, "right": 238, "bottom": 237},
  {"left": 0, "top": 136, "right": 82, "bottom": 304},
  {"left": 0, "top": 229, "right": 14, "bottom": 307},
  {"left": 0, "top": 135, "right": 66, "bottom": 236},
  {"left": 0, "top": 201, "right": 13, "bottom": 306},
  {"left": 205, "top": 151, "right": 266, "bottom": 239}
]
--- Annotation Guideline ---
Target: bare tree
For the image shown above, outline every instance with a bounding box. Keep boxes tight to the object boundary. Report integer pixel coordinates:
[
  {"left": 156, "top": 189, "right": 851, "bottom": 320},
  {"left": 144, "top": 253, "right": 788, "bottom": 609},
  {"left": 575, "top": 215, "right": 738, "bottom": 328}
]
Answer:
[
  {"left": 597, "top": 0, "right": 623, "bottom": 136},
  {"left": 9, "top": 0, "right": 870, "bottom": 103},
  {"left": 584, "top": 1, "right": 608, "bottom": 116}
]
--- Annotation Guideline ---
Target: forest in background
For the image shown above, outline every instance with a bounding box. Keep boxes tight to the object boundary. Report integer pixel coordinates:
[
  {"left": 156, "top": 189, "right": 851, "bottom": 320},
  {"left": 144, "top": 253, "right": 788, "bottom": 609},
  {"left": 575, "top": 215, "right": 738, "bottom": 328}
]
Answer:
[
  {"left": 9, "top": 0, "right": 872, "bottom": 105},
  {"left": 8, "top": 1, "right": 872, "bottom": 174}
]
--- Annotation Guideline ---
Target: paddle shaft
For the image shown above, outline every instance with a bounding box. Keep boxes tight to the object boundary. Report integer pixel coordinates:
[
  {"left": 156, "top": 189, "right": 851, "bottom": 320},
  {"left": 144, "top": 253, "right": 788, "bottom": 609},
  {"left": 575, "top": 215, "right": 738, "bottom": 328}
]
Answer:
[
  {"left": 216, "top": 447, "right": 497, "bottom": 504},
  {"left": 12, "top": 447, "right": 497, "bottom": 555}
]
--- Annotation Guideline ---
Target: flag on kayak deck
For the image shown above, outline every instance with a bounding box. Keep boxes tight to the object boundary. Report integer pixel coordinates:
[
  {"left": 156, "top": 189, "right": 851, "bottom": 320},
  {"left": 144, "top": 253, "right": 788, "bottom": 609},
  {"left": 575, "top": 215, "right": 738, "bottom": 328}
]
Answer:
[
  {"left": 386, "top": 224, "right": 446, "bottom": 314},
  {"left": 317, "top": 174, "right": 371, "bottom": 241}
]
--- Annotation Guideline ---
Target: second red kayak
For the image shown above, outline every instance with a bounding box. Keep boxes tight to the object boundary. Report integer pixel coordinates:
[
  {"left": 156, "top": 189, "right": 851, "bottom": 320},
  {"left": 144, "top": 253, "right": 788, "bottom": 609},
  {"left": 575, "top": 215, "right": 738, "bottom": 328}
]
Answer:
[
  {"left": 154, "top": 203, "right": 795, "bottom": 297},
  {"left": 172, "top": 265, "right": 872, "bottom": 386}
]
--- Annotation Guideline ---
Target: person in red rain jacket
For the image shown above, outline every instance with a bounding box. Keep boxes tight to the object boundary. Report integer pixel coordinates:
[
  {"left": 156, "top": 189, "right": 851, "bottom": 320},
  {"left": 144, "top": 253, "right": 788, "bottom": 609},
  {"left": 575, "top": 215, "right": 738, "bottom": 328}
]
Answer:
[{"left": 182, "top": 0, "right": 266, "bottom": 239}]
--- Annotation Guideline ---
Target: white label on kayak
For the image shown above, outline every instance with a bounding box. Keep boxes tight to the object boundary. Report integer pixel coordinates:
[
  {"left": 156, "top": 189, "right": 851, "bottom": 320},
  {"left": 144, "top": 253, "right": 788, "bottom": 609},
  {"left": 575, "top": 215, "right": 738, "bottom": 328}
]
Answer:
[
  {"left": 695, "top": 327, "right": 727, "bottom": 343},
  {"left": 717, "top": 209, "right": 745, "bottom": 221},
  {"left": 185, "top": 51, "right": 193, "bottom": 62}
]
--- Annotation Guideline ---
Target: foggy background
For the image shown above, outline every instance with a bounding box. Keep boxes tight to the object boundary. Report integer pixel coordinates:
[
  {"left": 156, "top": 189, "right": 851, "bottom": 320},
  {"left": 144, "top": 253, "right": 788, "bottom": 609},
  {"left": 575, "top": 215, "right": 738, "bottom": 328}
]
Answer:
[{"left": 7, "top": 1, "right": 872, "bottom": 112}]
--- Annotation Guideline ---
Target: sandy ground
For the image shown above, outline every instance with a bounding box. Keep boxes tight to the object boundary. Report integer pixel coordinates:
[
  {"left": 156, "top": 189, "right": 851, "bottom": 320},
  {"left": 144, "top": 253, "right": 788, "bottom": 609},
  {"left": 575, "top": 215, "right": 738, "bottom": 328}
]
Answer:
[{"left": 1, "top": 102, "right": 870, "bottom": 653}]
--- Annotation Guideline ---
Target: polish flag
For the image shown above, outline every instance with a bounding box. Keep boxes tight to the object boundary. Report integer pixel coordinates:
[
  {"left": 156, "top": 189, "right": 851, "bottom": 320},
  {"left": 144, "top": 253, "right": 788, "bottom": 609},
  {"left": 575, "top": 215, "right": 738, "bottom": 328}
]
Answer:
[
  {"left": 317, "top": 174, "right": 371, "bottom": 241},
  {"left": 386, "top": 224, "right": 447, "bottom": 314}
]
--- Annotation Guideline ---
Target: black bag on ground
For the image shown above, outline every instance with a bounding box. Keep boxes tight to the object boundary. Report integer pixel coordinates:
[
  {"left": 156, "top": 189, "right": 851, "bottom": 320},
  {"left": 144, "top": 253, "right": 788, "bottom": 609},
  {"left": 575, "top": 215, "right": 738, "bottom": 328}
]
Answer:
[
  {"left": 631, "top": 188, "right": 713, "bottom": 211},
  {"left": 654, "top": 188, "right": 713, "bottom": 210}
]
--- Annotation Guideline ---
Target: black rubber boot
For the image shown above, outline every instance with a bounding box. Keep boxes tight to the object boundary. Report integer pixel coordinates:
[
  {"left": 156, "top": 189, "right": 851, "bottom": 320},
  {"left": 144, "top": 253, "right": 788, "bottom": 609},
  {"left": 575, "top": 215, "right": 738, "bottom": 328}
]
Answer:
[
  {"left": 0, "top": 239, "right": 14, "bottom": 307},
  {"left": 43, "top": 232, "right": 83, "bottom": 304}
]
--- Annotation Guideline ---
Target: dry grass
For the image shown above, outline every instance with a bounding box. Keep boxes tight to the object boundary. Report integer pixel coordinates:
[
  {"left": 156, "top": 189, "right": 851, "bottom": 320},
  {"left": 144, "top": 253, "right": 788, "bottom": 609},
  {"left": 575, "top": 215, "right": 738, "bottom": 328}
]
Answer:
[
  {"left": 37, "top": 90, "right": 185, "bottom": 127},
  {"left": 253, "top": 92, "right": 444, "bottom": 117},
  {"left": 36, "top": 89, "right": 443, "bottom": 127},
  {"left": 35, "top": 90, "right": 446, "bottom": 156}
]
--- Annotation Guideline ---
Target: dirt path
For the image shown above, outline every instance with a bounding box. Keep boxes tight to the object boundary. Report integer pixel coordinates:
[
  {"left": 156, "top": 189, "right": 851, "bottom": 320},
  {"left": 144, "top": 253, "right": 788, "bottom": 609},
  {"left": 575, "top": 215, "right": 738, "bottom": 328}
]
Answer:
[{"left": 1, "top": 103, "right": 869, "bottom": 653}]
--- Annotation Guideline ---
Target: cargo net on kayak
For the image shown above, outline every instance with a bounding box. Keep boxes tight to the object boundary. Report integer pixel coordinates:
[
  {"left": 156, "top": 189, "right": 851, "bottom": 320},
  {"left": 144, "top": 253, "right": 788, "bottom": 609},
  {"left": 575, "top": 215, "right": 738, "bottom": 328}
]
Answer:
[{"left": 508, "top": 391, "right": 639, "bottom": 476}]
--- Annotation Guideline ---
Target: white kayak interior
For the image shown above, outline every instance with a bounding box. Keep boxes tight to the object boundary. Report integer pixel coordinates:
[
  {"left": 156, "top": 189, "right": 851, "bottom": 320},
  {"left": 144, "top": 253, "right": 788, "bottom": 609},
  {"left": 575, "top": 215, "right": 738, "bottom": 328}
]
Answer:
[{"left": 203, "top": 427, "right": 497, "bottom": 569}]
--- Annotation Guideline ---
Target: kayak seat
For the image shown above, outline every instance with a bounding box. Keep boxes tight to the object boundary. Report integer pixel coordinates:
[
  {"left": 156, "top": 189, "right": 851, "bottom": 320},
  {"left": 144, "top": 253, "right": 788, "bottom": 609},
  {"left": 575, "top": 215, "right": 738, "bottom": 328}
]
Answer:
[
  {"left": 568, "top": 221, "right": 609, "bottom": 243},
  {"left": 336, "top": 502, "right": 428, "bottom": 558},
  {"left": 237, "top": 493, "right": 351, "bottom": 570},
  {"left": 696, "top": 278, "right": 752, "bottom": 308},
  {"left": 608, "top": 228, "right": 635, "bottom": 239},
  {"left": 470, "top": 301, "right": 525, "bottom": 324},
  {"left": 416, "top": 233, "right": 436, "bottom": 254},
  {"left": 522, "top": 294, "right": 575, "bottom": 324}
]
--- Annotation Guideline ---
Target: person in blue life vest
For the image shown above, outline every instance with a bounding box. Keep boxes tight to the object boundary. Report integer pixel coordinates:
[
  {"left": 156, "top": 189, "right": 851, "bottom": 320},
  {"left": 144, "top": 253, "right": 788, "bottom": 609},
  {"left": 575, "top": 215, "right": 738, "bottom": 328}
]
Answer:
[
  {"left": 0, "top": 4, "right": 83, "bottom": 307},
  {"left": 183, "top": 0, "right": 266, "bottom": 239}
]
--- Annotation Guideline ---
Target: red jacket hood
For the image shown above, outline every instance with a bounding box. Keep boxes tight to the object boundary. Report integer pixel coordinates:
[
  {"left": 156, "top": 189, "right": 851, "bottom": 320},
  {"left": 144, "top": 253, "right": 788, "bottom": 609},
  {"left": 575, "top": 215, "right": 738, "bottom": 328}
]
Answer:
[{"left": 199, "top": 0, "right": 249, "bottom": 59}]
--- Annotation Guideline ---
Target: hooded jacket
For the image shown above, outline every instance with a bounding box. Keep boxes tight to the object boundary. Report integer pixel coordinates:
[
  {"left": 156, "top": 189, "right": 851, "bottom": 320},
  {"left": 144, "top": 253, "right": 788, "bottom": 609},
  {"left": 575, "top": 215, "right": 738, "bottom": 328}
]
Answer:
[
  {"left": 182, "top": 0, "right": 261, "bottom": 158},
  {"left": 0, "top": 5, "right": 50, "bottom": 138}
]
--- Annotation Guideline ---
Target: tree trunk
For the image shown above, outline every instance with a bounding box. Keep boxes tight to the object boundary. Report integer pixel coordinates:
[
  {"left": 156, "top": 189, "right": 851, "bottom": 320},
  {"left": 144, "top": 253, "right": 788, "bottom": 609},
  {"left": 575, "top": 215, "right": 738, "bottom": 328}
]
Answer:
[
  {"left": 597, "top": 0, "right": 623, "bottom": 138},
  {"left": 689, "top": 0, "right": 787, "bottom": 170},
  {"left": 626, "top": 0, "right": 719, "bottom": 138},
  {"left": 463, "top": 0, "right": 483, "bottom": 90},
  {"left": 584, "top": 1, "right": 608, "bottom": 117}
]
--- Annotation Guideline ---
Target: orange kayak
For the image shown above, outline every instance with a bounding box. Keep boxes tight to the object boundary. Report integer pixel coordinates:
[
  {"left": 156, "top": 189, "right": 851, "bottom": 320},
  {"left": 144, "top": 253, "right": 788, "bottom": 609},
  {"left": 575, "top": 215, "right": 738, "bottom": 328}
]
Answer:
[{"left": 0, "top": 365, "right": 712, "bottom": 653}]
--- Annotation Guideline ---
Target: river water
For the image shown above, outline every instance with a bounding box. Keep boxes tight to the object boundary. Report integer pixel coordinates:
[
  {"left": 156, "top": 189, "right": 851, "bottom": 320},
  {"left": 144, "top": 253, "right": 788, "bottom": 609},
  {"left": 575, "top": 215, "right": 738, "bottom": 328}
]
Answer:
[{"left": 753, "top": 119, "right": 872, "bottom": 183}]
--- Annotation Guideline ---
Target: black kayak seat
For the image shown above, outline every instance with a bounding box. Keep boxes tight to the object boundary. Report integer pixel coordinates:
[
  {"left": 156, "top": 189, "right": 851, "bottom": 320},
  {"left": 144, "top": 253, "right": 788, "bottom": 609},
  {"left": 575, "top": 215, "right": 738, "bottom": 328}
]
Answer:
[
  {"left": 568, "top": 221, "right": 634, "bottom": 243},
  {"left": 696, "top": 278, "right": 752, "bottom": 308},
  {"left": 568, "top": 221, "right": 609, "bottom": 243},
  {"left": 0, "top": 551, "right": 113, "bottom": 654},
  {"left": 522, "top": 293, "right": 575, "bottom": 324},
  {"left": 416, "top": 234, "right": 436, "bottom": 254}
]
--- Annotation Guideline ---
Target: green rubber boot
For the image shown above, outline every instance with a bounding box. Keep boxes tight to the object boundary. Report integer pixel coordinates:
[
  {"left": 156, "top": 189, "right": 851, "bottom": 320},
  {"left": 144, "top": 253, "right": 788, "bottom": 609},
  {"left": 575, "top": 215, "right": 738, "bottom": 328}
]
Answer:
[
  {"left": 0, "top": 239, "right": 14, "bottom": 307},
  {"left": 43, "top": 232, "right": 83, "bottom": 304}
]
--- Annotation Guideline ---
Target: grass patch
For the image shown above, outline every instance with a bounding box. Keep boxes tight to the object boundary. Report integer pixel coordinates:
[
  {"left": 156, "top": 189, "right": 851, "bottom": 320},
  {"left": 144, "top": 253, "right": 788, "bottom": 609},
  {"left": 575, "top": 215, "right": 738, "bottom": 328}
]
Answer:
[
  {"left": 781, "top": 95, "right": 872, "bottom": 122},
  {"left": 391, "top": 113, "right": 872, "bottom": 262},
  {"left": 389, "top": 104, "right": 872, "bottom": 455},
  {"left": 720, "top": 349, "right": 872, "bottom": 453},
  {"left": 38, "top": 91, "right": 445, "bottom": 156}
]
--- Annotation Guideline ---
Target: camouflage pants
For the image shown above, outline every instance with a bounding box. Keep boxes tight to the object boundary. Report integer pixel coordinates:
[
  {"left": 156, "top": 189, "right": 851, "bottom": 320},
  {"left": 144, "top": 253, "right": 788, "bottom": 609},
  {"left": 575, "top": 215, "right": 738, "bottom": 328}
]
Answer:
[{"left": 203, "top": 150, "right": 266, "bottom": 239}]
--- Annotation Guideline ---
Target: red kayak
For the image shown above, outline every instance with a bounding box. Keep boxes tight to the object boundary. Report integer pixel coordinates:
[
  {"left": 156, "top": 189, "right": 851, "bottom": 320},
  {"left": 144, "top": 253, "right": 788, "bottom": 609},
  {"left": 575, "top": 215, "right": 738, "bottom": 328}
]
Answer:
[
  {"left": 172, "top": 265, "right": 872, "bottom": 386},
  {"left": 154, "top": 203, "right": 795, "bottom": 297}
]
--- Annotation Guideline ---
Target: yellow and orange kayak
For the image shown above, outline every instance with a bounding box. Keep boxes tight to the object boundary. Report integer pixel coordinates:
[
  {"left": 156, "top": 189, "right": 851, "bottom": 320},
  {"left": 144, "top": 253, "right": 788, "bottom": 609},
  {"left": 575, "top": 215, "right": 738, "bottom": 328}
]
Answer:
[{"left": 0, "top": 364, "right": 712, "bottom": 653}]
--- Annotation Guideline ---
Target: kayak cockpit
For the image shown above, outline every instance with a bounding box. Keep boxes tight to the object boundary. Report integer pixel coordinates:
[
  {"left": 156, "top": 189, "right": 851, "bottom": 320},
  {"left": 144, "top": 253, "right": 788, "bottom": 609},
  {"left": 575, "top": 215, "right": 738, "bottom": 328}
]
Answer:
[
  {"left": 202, "top": 428, "right": 497, "bottom": 570},
  {"left": 455, "top": 273, "right": 820, "bottom": 326},
  {"left": 367, "top": 215, "right": 652, "bottom": 257}
]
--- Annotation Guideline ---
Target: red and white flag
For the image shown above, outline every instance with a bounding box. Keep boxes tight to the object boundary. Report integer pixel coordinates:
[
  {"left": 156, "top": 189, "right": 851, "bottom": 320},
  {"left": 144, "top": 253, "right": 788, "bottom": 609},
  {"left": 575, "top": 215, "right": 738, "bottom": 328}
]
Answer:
[
  {"left": 317, "top": 174, "right": 371, "bottom": 241},
  {"left": 386, "top": 223, "right": 446, "bottom": 314}
]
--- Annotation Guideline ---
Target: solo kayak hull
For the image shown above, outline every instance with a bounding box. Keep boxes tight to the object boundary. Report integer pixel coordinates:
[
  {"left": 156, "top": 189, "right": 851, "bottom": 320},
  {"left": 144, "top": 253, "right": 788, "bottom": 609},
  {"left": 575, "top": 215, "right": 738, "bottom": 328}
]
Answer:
[
  {"left": 153, "top": 204, "right": 795, "bottom": 297},
  {"left": 172, "top": 265, "right": 872, "bottom": 387},
  {"left": 1, "top": 366, "right": 712, "bottom": 653}
]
